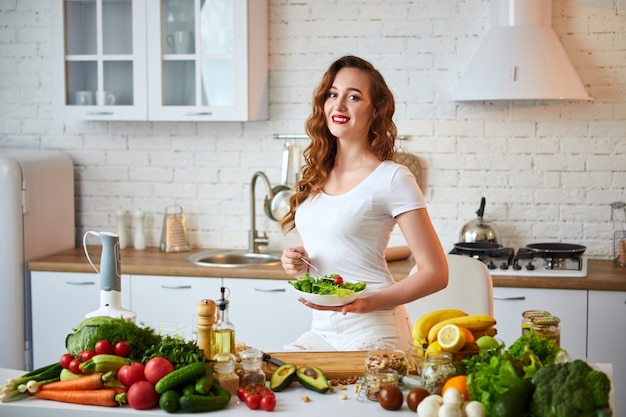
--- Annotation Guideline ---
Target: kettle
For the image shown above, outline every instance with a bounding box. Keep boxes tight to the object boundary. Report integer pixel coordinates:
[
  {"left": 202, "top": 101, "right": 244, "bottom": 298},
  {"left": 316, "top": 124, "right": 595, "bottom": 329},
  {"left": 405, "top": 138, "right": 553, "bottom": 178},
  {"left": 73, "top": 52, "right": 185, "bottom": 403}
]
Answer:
[
  {"left": 83, "top": 231, "right": 136, "bottom": 321},
  {"left": 459, "top": 197, "right": 501, "bottom": 244}
]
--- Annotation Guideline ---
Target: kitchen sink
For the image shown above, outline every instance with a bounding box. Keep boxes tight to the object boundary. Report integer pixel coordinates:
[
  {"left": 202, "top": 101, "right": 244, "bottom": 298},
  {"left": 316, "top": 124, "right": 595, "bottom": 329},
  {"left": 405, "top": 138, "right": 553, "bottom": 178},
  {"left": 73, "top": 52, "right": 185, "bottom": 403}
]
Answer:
[{"left": 187, "top": 250, "right": 282, "bottom": 268}]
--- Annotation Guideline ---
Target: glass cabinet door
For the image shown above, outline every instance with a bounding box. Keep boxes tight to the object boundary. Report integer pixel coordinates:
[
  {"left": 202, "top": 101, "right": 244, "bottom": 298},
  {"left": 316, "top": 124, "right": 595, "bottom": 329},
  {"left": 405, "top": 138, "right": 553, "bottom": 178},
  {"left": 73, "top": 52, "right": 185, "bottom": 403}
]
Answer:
[
  {"left": 147, "top": 0, "right": 268, "bottom": 121},
  {"left": 51, "top": 0, "right": 147, "bottom": 120}
]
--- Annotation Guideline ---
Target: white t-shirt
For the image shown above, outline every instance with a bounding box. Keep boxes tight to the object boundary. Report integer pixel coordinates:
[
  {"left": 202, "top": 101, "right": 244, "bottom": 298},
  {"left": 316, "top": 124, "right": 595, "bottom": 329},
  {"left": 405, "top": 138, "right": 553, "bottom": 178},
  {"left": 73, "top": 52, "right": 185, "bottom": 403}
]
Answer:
[{"left": 294, "top": 160, "right": 425, "bottom": 285}]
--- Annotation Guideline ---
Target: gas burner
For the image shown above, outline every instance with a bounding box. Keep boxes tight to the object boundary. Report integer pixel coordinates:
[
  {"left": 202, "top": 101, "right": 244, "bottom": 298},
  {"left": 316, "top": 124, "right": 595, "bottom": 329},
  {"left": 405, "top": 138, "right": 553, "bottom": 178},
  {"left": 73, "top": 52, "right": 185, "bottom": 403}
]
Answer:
[
  {"left": 513, "top": 248, "right": 583, "bottom": 271},
  {"left": 449, "top": 244, "right": 588, "bottom": 277},
  {"left": 449, "top": 246, "right": 514, "bottom": 270}
]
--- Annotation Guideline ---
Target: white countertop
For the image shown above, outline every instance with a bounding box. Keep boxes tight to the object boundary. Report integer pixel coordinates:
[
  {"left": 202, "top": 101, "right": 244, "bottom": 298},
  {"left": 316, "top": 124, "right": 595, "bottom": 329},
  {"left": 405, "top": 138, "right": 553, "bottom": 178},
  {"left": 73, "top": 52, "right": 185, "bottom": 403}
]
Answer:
[{"left": 0, "top": 364, "right": 616, "bottom": 417}]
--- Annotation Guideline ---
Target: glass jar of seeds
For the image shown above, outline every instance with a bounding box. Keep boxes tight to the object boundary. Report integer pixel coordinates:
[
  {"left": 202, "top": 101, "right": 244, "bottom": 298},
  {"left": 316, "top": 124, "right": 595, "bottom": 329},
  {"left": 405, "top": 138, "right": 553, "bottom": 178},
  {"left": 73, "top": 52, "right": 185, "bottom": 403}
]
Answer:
[{"left": 421, "top": 351, "right": 456, "bottom": 395}]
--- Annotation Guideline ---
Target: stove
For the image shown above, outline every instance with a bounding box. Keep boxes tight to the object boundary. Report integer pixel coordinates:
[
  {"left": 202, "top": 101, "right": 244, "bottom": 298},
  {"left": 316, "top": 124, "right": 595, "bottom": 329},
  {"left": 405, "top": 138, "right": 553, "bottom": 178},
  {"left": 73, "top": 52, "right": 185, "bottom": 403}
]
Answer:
[{"left": 449, "top": 245, "right": 588, "bottom": 278}]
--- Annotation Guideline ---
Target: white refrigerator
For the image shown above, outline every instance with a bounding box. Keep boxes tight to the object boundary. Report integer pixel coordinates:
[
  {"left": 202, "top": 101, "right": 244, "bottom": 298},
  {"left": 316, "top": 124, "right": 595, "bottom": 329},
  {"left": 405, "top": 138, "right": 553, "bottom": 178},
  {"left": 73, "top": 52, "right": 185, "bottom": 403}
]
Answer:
[{"left": 0, "top": 149, "right": 75, "bottom": 370}]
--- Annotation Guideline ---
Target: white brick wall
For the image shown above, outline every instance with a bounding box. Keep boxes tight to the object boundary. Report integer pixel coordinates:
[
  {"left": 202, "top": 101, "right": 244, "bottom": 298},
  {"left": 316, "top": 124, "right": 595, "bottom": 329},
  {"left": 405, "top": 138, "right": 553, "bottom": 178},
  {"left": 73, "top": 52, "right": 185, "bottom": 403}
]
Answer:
[{"left": 0, "top": 0, "right": 624, "bottom": 259}]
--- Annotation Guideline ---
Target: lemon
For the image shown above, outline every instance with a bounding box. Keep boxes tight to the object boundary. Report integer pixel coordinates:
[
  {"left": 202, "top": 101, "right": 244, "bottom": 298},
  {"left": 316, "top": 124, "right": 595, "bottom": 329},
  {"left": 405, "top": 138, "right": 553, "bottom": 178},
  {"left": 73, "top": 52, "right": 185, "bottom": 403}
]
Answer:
[
  {"left": 475, "top": 335, "right": 500, "bottom": 351},
  {"left": 437, "top": 324, "right": 466, "bottom": 353},
  {"left": 426, "top": 341, "right": 442, "bottom": 353}
]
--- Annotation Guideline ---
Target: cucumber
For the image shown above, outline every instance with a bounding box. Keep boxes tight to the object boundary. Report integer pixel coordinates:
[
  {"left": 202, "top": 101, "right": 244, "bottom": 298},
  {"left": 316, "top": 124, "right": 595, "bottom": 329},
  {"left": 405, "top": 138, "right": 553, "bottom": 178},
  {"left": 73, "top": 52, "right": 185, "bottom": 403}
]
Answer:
[
  {"left": 179, "top": 392, "right": 231, "bottom": 413},
  {"left": 194, "top": 371, "right": 214, "bottom": 395},
  {"left": 155, "top": 362, "right": 207, "bottom": 394},
  {"left": 159, "top": 389, "right": 180, "bottom": 413}
]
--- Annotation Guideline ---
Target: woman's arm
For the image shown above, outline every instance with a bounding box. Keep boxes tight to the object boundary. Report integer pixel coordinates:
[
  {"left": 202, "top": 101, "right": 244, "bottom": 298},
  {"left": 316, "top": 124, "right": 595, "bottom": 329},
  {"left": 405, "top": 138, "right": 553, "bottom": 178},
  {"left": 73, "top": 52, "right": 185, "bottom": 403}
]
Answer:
[{"left": 302, "top": 208, "right": 448, "bottom": 314}]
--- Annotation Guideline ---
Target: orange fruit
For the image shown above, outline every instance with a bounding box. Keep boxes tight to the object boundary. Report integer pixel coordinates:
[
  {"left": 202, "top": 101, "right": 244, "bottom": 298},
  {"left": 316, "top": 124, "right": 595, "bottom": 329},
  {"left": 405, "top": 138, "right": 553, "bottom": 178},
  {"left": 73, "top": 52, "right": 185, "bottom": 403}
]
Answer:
[
  {"left": 459, "top": 326, "right": 475, "bottom": 343},
  {"left": 442, "top": 375, "right": 469, "bottom": 401}
]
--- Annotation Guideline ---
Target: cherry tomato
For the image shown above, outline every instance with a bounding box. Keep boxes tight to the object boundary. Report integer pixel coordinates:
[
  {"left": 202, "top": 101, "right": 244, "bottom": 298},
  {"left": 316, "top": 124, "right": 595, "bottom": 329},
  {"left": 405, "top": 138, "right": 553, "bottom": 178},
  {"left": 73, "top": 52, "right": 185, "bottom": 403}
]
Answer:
[
  {"left": 113, "top": 341, "right": 131, "bottom": 357},
  {"left": 69, "top": 359, "right": 83, "bottom": 375},
  {"left": 94, "top": 340, "right": 112, "bottom": 355},
  {"left": 237, "top": 386, "right": 248, "bottom": 401},
  {"left": 59, "top": 353, "right": 73, "bottom": 369},
  {"left": 245, "top": 393, "right": 262, "bottom": 410},
  {"left": 78, "top": 350, "right": 95, "bottom": 362},
  {"left": 260, "top": 393, "right": 277, "bottom": 411},
  {"left": 333, "top": 275, "right": 344, "bottom": 285}
]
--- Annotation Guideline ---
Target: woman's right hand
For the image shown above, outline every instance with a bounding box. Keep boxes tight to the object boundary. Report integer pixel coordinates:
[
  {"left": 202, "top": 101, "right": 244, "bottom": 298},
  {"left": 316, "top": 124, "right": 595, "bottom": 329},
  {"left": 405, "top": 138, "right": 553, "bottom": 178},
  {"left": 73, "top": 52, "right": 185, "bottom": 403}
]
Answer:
[{"left": 281, "top": 246, "right": 309, "bottom": 278}]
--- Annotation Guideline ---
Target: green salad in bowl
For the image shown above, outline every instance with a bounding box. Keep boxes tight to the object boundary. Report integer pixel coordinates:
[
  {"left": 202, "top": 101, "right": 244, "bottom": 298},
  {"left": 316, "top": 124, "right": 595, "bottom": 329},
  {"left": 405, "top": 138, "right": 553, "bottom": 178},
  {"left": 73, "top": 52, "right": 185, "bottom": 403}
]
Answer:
[{"left": 288, "top": 274, "right": 367, "bottom": 306}]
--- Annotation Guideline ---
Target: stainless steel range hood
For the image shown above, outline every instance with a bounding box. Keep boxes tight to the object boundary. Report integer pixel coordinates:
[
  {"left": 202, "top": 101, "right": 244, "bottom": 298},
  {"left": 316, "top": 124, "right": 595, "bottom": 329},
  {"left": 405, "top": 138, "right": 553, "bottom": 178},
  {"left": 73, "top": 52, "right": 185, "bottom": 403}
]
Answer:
[{"left": 451, "top": 0, "right": 592, "bottom": 101}]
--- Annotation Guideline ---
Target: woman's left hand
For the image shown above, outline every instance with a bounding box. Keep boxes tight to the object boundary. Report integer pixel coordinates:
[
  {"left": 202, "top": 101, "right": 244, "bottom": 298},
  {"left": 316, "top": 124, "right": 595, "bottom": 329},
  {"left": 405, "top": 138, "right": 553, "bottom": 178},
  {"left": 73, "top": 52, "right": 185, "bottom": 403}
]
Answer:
[{"left": 297, "top": 296, "right": 370, "bottom": 315}]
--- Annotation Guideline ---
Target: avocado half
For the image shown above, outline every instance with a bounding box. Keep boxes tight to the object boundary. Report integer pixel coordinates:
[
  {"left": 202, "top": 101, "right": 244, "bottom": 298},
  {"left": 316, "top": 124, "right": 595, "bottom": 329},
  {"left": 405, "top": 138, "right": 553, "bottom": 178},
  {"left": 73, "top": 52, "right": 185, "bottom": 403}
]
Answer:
[
  {"left": 296, "top": 366, "right": 330, "bottom": 394},
  {"left": 269, "top": 363, "right": 297, "bottom": 392}
]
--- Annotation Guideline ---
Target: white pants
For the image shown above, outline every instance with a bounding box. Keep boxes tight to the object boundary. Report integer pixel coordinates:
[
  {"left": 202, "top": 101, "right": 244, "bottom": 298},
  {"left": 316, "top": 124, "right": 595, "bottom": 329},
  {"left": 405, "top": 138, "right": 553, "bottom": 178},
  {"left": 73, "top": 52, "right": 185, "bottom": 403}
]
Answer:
[{"left": 285, "top": 304, "right": 412, "bottom": 351}]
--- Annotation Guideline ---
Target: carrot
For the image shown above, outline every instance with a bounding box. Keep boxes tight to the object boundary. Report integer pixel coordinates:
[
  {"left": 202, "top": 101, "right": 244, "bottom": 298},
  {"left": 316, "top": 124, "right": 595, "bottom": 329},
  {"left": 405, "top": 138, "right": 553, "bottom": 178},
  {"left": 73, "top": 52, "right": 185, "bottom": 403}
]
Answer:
[
  {"left": 40, "top": 372, "right": 105, "bottom": 391},
  {"left": 33, "top": 388, "right": 124, "bottom": 407}
]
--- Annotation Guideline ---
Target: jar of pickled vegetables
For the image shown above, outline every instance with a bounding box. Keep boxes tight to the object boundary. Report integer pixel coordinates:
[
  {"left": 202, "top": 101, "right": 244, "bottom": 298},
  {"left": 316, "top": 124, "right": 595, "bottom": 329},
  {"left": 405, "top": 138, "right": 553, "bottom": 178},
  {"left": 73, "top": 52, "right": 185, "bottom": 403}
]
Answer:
[
  {"left": 521, "top": 310, "right": 551, "bottom": 336},
  {"left": 530, "top": 315, "right": 561, "bottom": 346}
]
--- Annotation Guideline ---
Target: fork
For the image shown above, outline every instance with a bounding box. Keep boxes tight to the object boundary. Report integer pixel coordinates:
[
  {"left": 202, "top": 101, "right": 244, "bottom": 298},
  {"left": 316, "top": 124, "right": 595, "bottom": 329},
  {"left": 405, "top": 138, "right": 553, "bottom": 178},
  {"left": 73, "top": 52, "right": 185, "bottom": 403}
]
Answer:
[{"left": 298, "top": 255, "right": 319, "bottom": 276}]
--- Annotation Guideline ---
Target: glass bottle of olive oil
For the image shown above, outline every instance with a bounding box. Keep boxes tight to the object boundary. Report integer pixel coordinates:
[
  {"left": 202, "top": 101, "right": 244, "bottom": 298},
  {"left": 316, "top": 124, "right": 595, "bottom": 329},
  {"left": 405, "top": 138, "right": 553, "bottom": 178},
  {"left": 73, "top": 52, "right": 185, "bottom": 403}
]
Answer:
[{"left": 210, "top": 286, "right": 235, "bottom": 358}]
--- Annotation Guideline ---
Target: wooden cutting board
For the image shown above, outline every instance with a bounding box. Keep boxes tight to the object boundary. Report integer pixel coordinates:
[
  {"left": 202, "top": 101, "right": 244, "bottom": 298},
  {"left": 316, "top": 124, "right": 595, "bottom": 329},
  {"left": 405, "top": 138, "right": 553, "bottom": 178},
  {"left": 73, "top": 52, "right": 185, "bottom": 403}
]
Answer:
[{"left": 262, "top": 351, "right": 368, "bottom": 380}]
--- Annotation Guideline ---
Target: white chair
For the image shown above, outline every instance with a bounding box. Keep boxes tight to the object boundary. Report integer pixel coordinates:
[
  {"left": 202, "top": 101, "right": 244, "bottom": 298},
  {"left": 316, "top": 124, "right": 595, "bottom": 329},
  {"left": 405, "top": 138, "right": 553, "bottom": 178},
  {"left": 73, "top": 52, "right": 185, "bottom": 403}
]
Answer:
[{"left": 403, "top": 253, "right": 494, "bottom": 324}]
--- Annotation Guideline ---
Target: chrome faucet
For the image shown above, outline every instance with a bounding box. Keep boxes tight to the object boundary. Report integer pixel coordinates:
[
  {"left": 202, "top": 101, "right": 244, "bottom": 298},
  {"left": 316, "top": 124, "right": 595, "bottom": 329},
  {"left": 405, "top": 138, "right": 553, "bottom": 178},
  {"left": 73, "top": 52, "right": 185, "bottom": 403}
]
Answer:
[{"left": 249, "top": 171, "right": 274, "bottom": 253}]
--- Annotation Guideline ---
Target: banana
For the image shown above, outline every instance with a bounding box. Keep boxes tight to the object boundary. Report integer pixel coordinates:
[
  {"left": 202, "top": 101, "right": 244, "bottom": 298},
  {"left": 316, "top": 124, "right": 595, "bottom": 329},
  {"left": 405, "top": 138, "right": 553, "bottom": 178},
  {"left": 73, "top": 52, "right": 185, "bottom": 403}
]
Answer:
[
  {"left": 472, "top": 326, "right": 498, "bottom": 339},
  {"left": 427, "top": 314, "right": 496, "bottom": 343},
  {"left": 411, "top": 309, "right": 468, "bottom": 346}
]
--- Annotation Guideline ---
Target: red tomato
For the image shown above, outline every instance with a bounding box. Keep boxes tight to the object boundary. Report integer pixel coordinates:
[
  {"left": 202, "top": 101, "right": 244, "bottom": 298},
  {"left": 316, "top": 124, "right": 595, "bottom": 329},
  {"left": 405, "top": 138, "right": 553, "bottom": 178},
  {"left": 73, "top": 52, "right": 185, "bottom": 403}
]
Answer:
[
  {"left": 237, "top": 386, "right": 248, "bottom": 401},
  {"left": 69, "top": 359, "right": 82, "bottom": 375},
  {"left": 59, "top": 353, "right": 73, "bottom": 369},
  {"left": 245, "top": 393, "right": 262, "bottom": 410},
  {"left": 113, "top": 341, "right": 131, "bottom": 357},
  {"left": 127, "top": 380, "right": 159, "bottom": 410},
  {"left": 333, "top": 275, "right": 344, "bottom": 285},
  {"left": 94, "top": 340, "right": 112, "bottom": 355},
  {"left": 78, "top": 350, "right": 95, "bottom": 362},
  {"left": 260, "top": 394, "right": 276, "bottom": 411},
  {"left": 117, "top": 362, "right": 146, "bottom": 388},
  {"left": 143, "top": 357, "right": 174, "bottom": 384}
]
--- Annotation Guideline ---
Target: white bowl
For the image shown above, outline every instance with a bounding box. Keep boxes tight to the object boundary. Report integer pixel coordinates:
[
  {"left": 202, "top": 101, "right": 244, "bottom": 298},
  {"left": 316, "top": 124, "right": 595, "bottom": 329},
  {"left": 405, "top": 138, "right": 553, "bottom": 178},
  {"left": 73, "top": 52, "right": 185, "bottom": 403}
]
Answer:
[{"left": 291, "top": 287, "right": 365, "bottom": 307}]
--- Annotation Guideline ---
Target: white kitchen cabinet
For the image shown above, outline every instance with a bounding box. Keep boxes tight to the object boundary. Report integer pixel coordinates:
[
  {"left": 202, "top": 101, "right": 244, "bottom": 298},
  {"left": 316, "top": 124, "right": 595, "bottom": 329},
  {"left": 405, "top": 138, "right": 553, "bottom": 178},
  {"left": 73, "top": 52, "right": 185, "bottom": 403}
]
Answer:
[
  {"left": 50, "top": 0, "right": 268, "bottom": 122},
  {"left": 50, "top": 0, "right": 148, "bottom": 120},
  {"left": 587, "top": 290, "right": 625, "bottom": 417},
  {"left": 492, "top": 287, "right": 587, "bottom": 359},
  {"left": 128, "top": 274, "right": 221, "bottom": 330},
  {"left": 146, "top": 0, "right": 268, "bottom": 121},
  {"left": 224, "top": 278, "right": 311, "bottom": 352},
  {"left": 30, "top": 271, "right": 131, "bottom": 368}
]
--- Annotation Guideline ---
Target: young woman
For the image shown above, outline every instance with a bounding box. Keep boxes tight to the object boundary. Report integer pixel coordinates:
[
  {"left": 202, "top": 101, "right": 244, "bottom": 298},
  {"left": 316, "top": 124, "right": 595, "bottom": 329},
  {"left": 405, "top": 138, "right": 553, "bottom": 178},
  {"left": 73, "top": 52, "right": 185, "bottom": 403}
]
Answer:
[{"left": 279, "top": 55, "right": 448, "bottom": 351}]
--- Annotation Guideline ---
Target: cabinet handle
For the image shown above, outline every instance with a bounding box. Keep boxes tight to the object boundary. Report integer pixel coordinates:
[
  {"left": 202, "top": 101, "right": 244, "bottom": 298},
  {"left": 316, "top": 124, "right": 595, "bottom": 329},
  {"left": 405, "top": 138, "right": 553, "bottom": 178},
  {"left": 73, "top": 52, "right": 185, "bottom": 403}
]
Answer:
[
  {"left": 184, "top": 112, "right": 213, "bottom": 116},
  {"left": 160, "top": 285, "right": 192, "bottom": 290},
  {"left": 65, "top": 281, "right": 96, "bottom": 285},
  {"left": 254, "top": 287, "right": 286, "bottom": 292},
  {"left": 493, "top": 296, "right": 526, "bottom": 301},
  {"left": 85, "top": 112, "right": 114, "bottom": 116}
]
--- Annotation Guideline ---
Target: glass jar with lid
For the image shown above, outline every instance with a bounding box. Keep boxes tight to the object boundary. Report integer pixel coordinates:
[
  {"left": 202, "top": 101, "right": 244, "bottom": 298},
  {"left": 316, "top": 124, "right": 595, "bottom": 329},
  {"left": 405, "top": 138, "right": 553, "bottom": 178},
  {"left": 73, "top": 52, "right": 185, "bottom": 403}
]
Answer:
[
  {"left": 212, "top": 352, "right": 239, "bottom": 396},
  {"left": 239, "top": 347, "right": 265, "bottom": 387},
  {"left": 521, "top": 310, "right": 551, "bottom": 335},
  {"left": 421, "top": 351, "right": 456, "bottom": 395},
  {"left": 531, "top": 315, "right": 561, "bottom": 346}
]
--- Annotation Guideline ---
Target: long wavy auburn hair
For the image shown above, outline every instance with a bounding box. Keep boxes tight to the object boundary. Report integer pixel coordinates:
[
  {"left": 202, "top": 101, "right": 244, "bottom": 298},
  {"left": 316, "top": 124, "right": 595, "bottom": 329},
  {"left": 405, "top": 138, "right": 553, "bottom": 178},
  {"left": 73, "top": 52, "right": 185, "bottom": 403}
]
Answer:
[{"left": 279, "top": 55, "right": 398, "bottom": 233}]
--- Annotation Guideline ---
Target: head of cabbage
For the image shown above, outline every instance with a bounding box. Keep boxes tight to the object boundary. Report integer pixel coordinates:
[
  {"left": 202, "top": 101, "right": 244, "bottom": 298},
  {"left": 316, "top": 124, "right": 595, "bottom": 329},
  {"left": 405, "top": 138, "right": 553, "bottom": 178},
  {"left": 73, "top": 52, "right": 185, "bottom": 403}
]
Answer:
[{"left": 65, "top": 316, "right": 160, "bottom": 361}]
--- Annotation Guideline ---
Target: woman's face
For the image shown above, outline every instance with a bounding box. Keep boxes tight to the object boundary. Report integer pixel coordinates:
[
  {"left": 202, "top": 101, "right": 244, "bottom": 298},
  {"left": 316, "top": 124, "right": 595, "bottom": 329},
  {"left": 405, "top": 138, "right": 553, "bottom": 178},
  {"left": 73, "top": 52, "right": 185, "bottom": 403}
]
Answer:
[{"left": 323, "top": 67, "right": 376, "bottom": 142}]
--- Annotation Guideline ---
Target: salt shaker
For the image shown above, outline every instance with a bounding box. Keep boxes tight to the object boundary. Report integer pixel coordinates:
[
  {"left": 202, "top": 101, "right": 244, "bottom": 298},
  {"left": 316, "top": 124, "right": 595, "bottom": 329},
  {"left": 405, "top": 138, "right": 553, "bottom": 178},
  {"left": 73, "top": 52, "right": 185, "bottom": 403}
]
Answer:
[
  {"left": 115, "top": 209, "right": 128, "bottom": 249},
  {"left": 133, "top": 209, "right": 146, "bottom": 250}
]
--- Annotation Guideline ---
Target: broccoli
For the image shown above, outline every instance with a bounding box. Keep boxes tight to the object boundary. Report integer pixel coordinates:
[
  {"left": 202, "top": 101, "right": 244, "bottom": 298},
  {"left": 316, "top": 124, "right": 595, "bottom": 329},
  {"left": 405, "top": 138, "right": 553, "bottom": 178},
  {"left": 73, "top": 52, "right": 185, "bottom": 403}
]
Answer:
[
  {"left": 507, "top": 332, "right": 561, "bottom": 365},
  {"left": 530, "top": 359, "right": 612, "bottom": 417}
]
